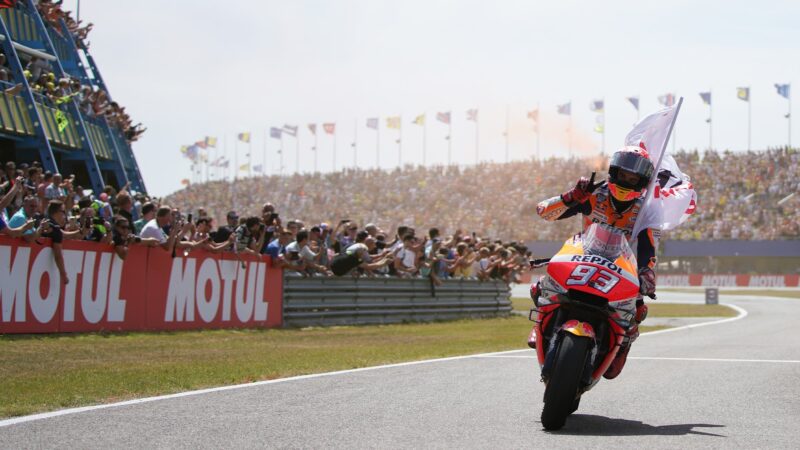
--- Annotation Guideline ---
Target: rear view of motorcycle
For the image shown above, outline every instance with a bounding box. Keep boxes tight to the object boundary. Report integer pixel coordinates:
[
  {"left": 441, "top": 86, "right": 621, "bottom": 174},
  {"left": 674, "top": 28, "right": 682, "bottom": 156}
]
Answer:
[{"left": 529, "top": 223, "right": 642, "bottom": 430}]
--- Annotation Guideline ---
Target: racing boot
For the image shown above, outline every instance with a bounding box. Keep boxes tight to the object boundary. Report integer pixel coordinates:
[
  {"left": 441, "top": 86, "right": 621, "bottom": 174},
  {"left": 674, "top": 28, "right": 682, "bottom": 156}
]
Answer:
[
  {"left": 527, "top": 281, "right": 542, "bottom": 349},
  {"left": 603, "top": 300, "right": 647, "bottom": 379}
]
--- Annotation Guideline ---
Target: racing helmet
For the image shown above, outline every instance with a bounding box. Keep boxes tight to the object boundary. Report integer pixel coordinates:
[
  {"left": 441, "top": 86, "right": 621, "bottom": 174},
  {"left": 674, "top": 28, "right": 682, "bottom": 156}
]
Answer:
[{"left": 607, "top": 146, "right": 654, "bottom": 202}]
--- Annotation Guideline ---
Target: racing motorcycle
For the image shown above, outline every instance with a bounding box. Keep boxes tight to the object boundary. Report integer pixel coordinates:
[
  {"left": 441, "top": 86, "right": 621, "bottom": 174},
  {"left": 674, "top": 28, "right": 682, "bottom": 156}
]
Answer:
[{"left": 528, "top": 223, "right": 643, "bottom": 430}]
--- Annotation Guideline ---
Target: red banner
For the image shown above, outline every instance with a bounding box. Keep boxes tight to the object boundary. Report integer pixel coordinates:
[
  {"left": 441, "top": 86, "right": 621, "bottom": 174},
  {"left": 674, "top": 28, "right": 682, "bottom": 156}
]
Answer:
[{"left": 0, "top": 237, "right": 282, "bottom": 334}]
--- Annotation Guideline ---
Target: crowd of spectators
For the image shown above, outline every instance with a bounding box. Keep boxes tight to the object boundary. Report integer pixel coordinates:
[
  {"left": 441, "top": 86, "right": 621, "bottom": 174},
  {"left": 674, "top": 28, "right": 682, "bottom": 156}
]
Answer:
[
  {"left": 0, "top": 2, "right": 145, "bottom": 142},
  {"left": 0, "top": 159, "right": 530, "bottom": 284},
  {"left": 165, "top": 147, "right": 800, "bottom": 243}
]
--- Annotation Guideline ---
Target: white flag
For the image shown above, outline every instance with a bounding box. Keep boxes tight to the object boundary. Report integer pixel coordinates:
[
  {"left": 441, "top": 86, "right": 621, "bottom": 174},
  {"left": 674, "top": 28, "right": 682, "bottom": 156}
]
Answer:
[{"left": 625, "top": 101, "right": 696, "bottom": 233}]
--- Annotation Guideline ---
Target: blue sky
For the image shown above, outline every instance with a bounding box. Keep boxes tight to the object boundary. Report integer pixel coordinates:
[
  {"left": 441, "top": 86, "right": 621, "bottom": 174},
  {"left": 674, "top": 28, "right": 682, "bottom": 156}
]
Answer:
[{"left": 64, "top": 0, "right": 799, "bottom": 195}]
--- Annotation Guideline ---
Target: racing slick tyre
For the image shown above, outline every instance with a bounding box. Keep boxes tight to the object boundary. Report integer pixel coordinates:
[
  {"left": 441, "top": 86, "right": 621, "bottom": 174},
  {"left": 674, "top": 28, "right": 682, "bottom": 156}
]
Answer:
[{"left": 541, "top": 333, "right": 590, "bottom": 430}]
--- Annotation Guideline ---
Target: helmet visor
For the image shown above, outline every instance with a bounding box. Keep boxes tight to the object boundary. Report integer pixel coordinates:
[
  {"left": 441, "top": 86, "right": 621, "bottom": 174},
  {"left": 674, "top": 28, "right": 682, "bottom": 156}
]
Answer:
[{"left": 610, "top": 151, "right": 654, "bottom": 180}]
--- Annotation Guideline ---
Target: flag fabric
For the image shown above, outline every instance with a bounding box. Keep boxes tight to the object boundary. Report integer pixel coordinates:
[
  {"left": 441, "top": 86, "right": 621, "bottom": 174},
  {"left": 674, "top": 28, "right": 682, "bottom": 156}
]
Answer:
[
  {"left": 237, "top": 132, "right": 251, "bottom": 143},
  {"left": 180, "top": 179, "right": 190, "bottom": 186},
  {"left": 412, "top": 114, "right": 425, "bottom": 125},
  {"left": 308, "top": 123, "right": 317, "bottom": 135},
  {"left": 736, "top": 87, "right": 750, "bottom": 102},
  {"left": 184, "top": 145, "right": 199, "bottom": 161},
  {"left": 590, "top": 100, "right": 604, "bottom": 112},
  {"left": 527, "top": 109, "right": 539, "bottom": 122},
  {"left": 195, "top": 140, "right": 208, "bottom": 149},
  {"left": 699, "top": 92, "right": 711, "bottom": 105},
  {"left": 205, "top": 136, "right": 218, "bottom": 147},
  {"left": 270, "top": 127, "right": 283, "bottom": 139},
  {"left": 282, "top": 125, "right": 298, "bottom": 137},
  {"left": 627, "top": 96, "right": 640, "bottom": 111},
  {"left": 775, "top": 83, "right": 790, "bottom": 99},
  {"left": 594, "top": 115, "right": 604, "bottom": 134},
  {"left": 253, "top": 164, "right": 263, "bottom": 173},
  {"left": 436, "top": 112, "right": 451, "bottom": 124},
  {"left": 239, "top": 163, "right": 250, "bottom": 172},
  {"left": 219, "top": 159, "right": 230, "bottom": 168},
  {"left": 55, "top": 110, "right": 69, "bottom": 133},
  {"left": 557, "top": 102, "right": 571, "bottom": 115},
  {"left": 625, "top": 102, "right": 697, "bottom": 233},
  {"left": 466, "top": 109, "right": 478, "bottom": 122},
  {"left": 657, "top": 93, "right": 675, "bottom": 107},
  {"left": 366, "top": 118, "right": 379, "bottom": 129},
  {"left": 323, "top": 123, "right": 336, "bottom": 134},
  {"left": 386, "top": 116, "right": 401, "bottom": 129}
]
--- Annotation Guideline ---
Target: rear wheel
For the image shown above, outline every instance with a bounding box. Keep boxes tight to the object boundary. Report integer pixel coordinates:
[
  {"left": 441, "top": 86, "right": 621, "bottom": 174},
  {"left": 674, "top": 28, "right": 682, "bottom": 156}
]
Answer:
[{"left": 541, "top": 333, "right": 590, "bottom": 430}]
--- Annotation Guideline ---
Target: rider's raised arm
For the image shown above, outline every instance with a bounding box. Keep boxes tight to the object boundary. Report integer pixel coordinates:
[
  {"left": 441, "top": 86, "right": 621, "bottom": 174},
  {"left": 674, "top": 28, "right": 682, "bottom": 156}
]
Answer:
[
  {"left": 536, "top": 195, "right": 590, "bottom": 221},
  {"left": 536, "top": 175, "right": 599, "bottom": 221}
]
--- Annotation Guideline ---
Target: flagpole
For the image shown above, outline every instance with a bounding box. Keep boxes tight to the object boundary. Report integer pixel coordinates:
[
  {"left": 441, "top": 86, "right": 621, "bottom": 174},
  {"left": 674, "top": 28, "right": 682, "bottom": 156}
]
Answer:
[
  {"left": 234, "top": 139, "right": 238, "bottom": 180},
  {"left": 748, "top": 87, "right": 752, "bottom": 151},
  {"left": 279, "top": 135, "right": 284, "bottom": 175},
  {"left": 448, "top": 118, "right": 452, "bottom": 166},
  {"left": 398, "top": 115, "right": 402, "bottom": 167},
  {"left": 333, "top": 130, "right": 337, "bottom": 172},
  {"left": 602, "top": 102, "right": 606, "bottom": 155},
  {"left": 423, "top": 117, "right": 427, "bottom": 166},
  {"left": 789, "top": 87, "right": 793, "bottom": 148},
  {"left": 475, "top": 113, "right": 479, "bottom": 165},
  {"left": 313, "top": 131, "right": 318, "bottom": 174},
  {"left": 537, "top": 101, "right": 541, "bottom": 160},
  {"left": 249, "top": 140, "right": 253, "bottom": 177},
  {"left": 709, "top": 90, "right": 713, "bottom": 151},
  {"left": 632, "top": 97, "right": 684, "bottom": 238},
  {"left": 223, "top": 135, "right": 227, "bottom": 181},
  {"left": 353, "top": 118, "right": 358, "bottom": 169},
  {"left": 376, "top": 123, "right": 380, "bottom": 169},
  {"left": 505, "top": 105, "right": 510, "bottom": 163}
]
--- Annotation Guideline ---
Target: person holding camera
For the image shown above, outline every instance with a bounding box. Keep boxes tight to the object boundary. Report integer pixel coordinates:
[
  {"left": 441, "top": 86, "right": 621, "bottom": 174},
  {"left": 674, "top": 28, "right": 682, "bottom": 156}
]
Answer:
[
  {"left": 234, "top": 216, "right": 266, "bottom": 256},
  {"left": 330, "top": 235, "right": 393, "bottom": 277}
]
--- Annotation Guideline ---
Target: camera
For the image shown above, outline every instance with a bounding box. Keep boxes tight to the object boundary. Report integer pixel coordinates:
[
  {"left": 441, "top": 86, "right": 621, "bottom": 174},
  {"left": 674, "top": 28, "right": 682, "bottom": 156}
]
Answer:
[
  {"left": 375, "top": 241, "right": 386, "bottom": 250},
  {"left": 187, "top": 213, "right": 193, "bottom": 223},
  {"left": 289, "top": 251, "right": 300, "bottom": 261}
]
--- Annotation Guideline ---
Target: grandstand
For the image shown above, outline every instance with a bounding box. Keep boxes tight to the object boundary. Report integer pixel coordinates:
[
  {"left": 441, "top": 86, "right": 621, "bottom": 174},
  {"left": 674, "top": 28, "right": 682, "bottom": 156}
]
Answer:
[
  {"left": 0, "top": 1, "right": 145, "bottom": 194},
  {"left": 165, "top": 147, "right": 799, "bottom": 243}
]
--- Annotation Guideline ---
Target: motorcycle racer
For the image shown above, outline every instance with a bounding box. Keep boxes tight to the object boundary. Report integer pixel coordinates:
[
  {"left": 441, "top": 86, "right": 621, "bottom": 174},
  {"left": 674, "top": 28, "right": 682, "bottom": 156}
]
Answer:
[{"left": 531, "top": 146, "right": 660, "bottom": 379}]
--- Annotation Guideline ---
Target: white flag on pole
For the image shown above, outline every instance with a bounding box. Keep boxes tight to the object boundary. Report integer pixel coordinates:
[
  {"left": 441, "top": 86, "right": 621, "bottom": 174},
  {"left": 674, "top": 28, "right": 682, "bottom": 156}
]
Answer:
[{"left": 625, "top": 102, "right": 697, "bottom": 233}]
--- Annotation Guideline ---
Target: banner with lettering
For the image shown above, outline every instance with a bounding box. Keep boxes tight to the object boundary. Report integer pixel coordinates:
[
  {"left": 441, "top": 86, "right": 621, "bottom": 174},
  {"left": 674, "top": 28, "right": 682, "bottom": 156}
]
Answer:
[{"left": 0, "top": 237, "right": 283, "bottom": 334}]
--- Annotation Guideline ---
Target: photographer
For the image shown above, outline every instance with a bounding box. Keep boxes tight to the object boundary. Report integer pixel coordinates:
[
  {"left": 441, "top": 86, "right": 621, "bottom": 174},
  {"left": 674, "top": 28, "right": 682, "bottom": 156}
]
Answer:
[
  {"left": 110, "top": 216, "right": 141, "bottom": 260},
  {"left": 330, "top": 236, "right": 393, "bottom": 277},
  {"left": 39, "top": 200, "right": 70, "bottom": 284},
  {"left": 283, "top": 230, "right": 330, "bottom": 276}
]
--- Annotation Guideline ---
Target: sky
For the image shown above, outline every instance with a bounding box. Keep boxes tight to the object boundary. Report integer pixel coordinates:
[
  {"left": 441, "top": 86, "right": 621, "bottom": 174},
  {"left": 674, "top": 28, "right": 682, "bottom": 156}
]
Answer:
[{"left": 62, "top": 0, "right": 800, "bottom": 196}]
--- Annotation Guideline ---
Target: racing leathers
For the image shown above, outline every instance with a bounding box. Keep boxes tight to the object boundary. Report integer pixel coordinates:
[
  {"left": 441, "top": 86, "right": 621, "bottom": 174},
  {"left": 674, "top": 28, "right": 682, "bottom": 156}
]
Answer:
[{"left": 531, "top": 177, "right": 660, "bottom": 379}]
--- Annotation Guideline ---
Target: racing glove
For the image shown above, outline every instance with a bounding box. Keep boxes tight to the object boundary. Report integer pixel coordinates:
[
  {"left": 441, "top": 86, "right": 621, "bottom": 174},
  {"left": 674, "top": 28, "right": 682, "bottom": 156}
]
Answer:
[
  {"left": 561, "top": 173, "right": 600, "bottom": 206},
  {"left": 638, "top": 266, "right": 656, "bottom": 297}
]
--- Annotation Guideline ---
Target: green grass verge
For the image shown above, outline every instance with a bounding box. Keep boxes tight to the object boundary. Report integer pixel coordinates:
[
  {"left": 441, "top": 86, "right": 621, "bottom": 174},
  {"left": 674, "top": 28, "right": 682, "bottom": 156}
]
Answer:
[
  {"left": 0, "top": 312, "right": 679, "bottom": 419},
  {"left": 660, "top": 288, "right": 800, "bottom": 299},
  {"left": 512, "top": 297, "right": 738, "bottom": 317}
]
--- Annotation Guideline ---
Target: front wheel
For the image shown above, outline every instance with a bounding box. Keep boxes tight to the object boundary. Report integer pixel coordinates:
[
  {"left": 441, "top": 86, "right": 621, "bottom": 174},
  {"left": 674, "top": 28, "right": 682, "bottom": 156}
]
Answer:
[{"left": 541, "top": 333, "right": 590, "bottom": 430}]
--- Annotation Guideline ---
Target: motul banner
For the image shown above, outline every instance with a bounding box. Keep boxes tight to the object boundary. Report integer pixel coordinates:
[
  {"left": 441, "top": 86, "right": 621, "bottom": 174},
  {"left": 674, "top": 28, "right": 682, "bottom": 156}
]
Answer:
[
  {"left": 659, "top": 274, "right": 799, "bottom": 288},
  {"left": 519, "top": 272, "right": 798, "bottom": 288},
  {"left": 0, "top": 236, "right": 282, "bottom": 334}
]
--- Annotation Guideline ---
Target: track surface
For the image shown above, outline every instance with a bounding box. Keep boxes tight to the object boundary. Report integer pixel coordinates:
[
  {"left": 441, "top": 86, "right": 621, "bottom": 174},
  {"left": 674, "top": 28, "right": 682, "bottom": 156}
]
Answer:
[{"left": 2, "top": 293, "right": 799, "bottom": 449}]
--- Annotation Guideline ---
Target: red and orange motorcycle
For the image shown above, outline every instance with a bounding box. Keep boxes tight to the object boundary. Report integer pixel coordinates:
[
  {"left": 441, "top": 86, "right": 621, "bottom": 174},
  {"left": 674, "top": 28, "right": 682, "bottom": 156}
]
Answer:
[{"left": 528, "top": 223, "right": 643, "bottom": 430}]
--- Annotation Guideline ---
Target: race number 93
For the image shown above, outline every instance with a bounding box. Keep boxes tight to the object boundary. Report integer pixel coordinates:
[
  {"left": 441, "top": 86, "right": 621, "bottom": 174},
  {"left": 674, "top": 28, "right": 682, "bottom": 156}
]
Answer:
[{"left": 565, "top": 264, "right": 620, "bottom": 293}]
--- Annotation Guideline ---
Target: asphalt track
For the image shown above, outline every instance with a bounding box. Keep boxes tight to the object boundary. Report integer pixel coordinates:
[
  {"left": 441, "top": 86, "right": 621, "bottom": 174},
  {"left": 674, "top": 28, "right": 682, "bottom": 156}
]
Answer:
[{"left": 2, "top": 292, "right": 799, "bottom": 449}]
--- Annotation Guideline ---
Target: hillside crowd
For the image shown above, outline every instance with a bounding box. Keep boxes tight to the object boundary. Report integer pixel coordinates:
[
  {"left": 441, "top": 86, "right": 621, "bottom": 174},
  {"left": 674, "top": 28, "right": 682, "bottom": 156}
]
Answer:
[{"left": 167, "top": 147, "right": 800, "bottom": 242}]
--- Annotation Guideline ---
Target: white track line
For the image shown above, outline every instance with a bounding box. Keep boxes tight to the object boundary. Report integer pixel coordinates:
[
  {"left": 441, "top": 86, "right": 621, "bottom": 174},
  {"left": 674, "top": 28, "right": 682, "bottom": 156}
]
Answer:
[
  {"left": 476, "top": 355, "right": 800, "bottom": 364},
  {"left": 0, "top": 303, "right": 749, "bottom": 428}
]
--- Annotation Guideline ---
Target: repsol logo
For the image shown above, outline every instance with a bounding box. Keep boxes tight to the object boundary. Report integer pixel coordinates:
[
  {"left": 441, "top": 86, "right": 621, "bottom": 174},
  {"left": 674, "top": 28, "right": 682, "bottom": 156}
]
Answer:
[
  {"left": 589, "top": 218, "right": 632, "bottom": 236},
  {"left": 1, "top": 246, "right": 126, "bottom": 324},
  {"left": 570, "top": 255, "right": 623, "bottom": 274},
  {"left": 165, "top": 258, "right": 268, "bottom": 323}
]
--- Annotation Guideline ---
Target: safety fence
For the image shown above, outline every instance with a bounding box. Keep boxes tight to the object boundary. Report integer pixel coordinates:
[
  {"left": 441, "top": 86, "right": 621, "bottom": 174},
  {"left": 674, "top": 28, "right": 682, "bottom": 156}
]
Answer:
[{"left": 283, "top": 276, "right": 512, "bottom": 327}]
